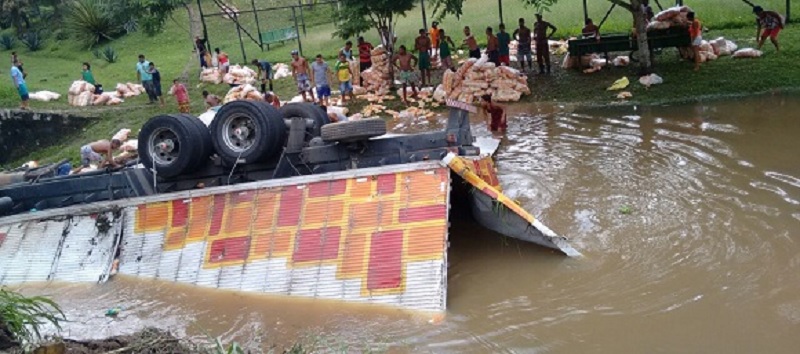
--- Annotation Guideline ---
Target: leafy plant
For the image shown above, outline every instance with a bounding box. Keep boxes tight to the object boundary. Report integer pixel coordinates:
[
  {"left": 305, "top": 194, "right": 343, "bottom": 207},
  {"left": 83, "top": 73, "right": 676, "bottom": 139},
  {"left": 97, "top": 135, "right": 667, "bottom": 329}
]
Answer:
[
  {"left": 92, "top": 48, "right": 102, "bottom": 59},
  {"left": 101, "top": 46, "right": 118, "bottom": 63},
  {"left": 0, "top": 288, "right": 66, "bottom": 345},
  {"left": 22, "top": 32, "right": 44, "bottom": 51},
  {"left": 66, "top": 0, "right": 121, "bottom": 47},
  {"left": 211, "top": 337, "right": 246, "bottom": 354},
  {"left": 54, "top": 29, "right": 70, "bottom": 41},
  {"left": 0, "top": 34, "right": 14, "bottom": 50}
]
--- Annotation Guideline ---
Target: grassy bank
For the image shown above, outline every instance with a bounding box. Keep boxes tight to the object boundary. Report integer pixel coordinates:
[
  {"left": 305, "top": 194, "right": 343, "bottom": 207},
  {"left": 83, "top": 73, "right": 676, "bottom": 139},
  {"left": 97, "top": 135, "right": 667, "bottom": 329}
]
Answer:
[{"left": 1, "top": 0, "right": 799, "bottom": 167}]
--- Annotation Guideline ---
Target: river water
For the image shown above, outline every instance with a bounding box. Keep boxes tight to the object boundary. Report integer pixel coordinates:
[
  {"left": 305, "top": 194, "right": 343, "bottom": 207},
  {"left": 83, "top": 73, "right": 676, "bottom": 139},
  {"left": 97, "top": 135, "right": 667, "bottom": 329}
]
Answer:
[{"left": 15, "top": 95, "right": 800, "bottom": 352}]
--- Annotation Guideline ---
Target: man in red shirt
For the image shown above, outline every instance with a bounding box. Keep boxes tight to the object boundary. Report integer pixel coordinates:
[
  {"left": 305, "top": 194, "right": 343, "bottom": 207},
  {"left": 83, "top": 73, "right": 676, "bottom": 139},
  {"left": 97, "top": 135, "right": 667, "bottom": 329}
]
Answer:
[{"left": 357, "top": 36, "right": 374, "bottom": 86}]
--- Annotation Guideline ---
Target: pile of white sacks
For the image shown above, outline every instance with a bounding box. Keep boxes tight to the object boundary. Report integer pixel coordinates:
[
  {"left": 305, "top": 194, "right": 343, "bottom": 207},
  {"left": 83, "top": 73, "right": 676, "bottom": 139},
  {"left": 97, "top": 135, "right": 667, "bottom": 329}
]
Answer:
[{"left": 441, "top": 55, "right": 530, "bottom": 103}]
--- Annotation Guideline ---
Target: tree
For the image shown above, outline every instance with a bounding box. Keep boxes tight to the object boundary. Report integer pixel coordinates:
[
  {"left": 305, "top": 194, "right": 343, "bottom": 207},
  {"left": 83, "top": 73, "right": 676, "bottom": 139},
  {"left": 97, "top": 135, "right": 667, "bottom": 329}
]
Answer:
[{"left": 521, "top": 0, "right": 652, "bottom": 72}]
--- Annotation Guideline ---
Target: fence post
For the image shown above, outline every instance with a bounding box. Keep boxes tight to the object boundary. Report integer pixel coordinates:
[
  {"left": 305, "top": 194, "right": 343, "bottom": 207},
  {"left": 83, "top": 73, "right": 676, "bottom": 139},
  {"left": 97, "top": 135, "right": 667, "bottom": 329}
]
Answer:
[
  {"left": 292, "top": 7, "right": 304, "bottom": 57},
  {"left": 197, "top": 0, "right": 211, "bottom": 51},
  {"left": 252, "top": 0, "right": 263, "bottom": 51},
  {"left": 235, "top": 13, "right": 247, "bottom": 63},
  {"left": 583, "top": 0, "right": 588, "bottom": 23},
  {"left": 421, "top": 0, "right": 428, "bottom": 32},
  {"left": 297, "top": 1, "right": 307, "bottom": 35}
]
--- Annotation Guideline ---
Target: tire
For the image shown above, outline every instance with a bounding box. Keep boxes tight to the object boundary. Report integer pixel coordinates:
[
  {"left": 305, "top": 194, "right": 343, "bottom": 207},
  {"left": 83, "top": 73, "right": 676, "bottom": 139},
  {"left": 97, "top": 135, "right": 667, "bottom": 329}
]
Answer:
[
  {"left": 177, "top": 114, "right": 213, "bottom": 166},
  {"left": 138, "top": 114, "right": 203, "bottom": 178},
  {"left": 210, "top": 101, "right": 286, "bottom": 166},
  {"left": 0, "top": 197, "right": 13, "bottom": 215},
  {"left": 301, "top": 146, "right": 340, "bottom": 164},
  {"left": 279, "top": 102, "right": 330, "bottom": 137},
  {"left": 321, "top": 118, "right": 387, "bottom": 143}
]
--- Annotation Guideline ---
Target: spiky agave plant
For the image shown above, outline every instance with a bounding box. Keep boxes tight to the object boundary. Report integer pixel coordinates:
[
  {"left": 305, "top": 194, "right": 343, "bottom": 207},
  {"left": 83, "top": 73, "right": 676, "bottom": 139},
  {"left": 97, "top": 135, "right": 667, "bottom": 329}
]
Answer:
[{"left": 65, "top": 0, "right": 121, "bottom": 47}]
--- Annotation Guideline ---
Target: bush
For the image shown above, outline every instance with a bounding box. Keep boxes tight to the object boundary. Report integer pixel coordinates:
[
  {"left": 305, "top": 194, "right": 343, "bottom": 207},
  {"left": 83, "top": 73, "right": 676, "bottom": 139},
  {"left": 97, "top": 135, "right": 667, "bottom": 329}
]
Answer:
[
  {"left": 66, "top": 0, "right": 121, "bottom": 47},
  {"left": 22, "top": 32, "right": 44, "bottom": 51},
  {"left": 0, "top": 34, "right": 14, "bottom": 50},
  {"left": 54, "top": 29, "right": 70, "bottom": 41},
  {"left": 92, "top": 48, "right": 102, "bottom": 59},
  {"left": 0, "top": 288, "right": 66, "bottom": 345},
  {"left": 101, "top": 46, "right": 118, "bottom": 63}
]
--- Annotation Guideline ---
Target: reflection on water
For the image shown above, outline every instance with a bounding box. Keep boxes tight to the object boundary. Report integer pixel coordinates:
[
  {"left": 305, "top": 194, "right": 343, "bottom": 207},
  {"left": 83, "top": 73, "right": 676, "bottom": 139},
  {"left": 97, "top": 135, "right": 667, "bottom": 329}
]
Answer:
[{"left": 15, "top": 95, "right": 800, "bottom": 353}]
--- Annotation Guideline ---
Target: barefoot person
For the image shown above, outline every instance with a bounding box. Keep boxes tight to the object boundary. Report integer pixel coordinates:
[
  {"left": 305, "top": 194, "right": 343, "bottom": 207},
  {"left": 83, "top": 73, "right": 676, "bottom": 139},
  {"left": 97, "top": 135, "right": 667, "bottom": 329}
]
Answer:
[
  {"left": 534, "top": 13, "right": 557, "bottom": 74},
  {"left": 754, "top": 6, "right": 784, "bottom": 52},
  {"left": 73, "top": 139, "right": 122, "bottom": 174},
  {"left": 480, "top": 94, "right": 507, "bottom": 134},
  {"left": 291, "top": 50, "right": 315, "bottom": 102},
  {"left": 170, "top": 79, "right": 190, "bottom": 113},
  {"left": 513, "top": 18, "right": 533, "bottom": 71},
  {"left": 497, "top": 24, "right": 512, "bottom": 66},
  {"left": 688, "top": 12, "right": 702, "bottom": 71},
  {"left": 415, "top": 29, "right": 432, "bottom": 86},
  {"left": 10, "top": 62, "right": 29, "bottom": 110},
  {"left": 486, "top": 27, "right": 500, "bottom": 66},
  {"left": 463, "top": 26, "right": 480, "bottom": 59},
  {"left": 393, "top": 45, "right": 419, "bottom": 104},
  {"left": 438, "top": 29, "right": 457, "bottom": 71}
]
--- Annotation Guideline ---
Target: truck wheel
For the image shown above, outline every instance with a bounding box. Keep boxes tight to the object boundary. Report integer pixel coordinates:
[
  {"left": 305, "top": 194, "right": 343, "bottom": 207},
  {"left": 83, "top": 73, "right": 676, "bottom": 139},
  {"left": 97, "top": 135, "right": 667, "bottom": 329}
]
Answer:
[
  {"left": 279, "top": 103, "right": 330, "bottom": 137},
  {"left": 210, "top": 101, "right": 286, "bottom": 166},
  {"left": 139, "top": 114, "right": 204, "bottom": 178},
  {"left": 321, "top": 118, "right": 387, "bottom": 143},
  {"left": 177, "top": 114, "right": 213, "bottom": 166}
]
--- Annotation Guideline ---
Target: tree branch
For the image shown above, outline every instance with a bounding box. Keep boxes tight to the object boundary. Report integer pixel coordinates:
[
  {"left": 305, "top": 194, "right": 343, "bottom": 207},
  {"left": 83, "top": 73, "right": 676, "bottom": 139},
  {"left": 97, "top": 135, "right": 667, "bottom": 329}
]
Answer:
[{"left": 607, "top": 0, "right": 633, "bottom": 12}]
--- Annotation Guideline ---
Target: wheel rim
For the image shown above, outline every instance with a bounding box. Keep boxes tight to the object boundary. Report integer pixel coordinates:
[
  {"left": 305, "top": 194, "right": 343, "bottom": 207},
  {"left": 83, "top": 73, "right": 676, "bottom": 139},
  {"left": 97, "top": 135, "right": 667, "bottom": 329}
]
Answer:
[
  {"left": 148, "top": 127, "right": 180, "bottom": 166},
  {"left": 222, "top": 113, "right": 257, "bottom": 153}
]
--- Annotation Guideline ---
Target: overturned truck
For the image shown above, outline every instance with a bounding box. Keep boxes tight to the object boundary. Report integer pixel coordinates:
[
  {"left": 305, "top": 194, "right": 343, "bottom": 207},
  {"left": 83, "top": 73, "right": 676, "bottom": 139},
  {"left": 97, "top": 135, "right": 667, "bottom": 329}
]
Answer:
[{"left": 0, "top": 101, "right": 578, "bottom": 312}]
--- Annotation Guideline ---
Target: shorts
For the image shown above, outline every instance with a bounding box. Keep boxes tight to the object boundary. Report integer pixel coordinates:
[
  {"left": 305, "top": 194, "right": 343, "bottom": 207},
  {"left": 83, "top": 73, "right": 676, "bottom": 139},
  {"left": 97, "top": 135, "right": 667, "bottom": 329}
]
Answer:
[
  {"left": 499, "top": 55, "right": 510, "bottom": 66},
  {"left": 316, "top": 85, "right": 331, "bottom": 98},
  {"left": 487, "top": 50, "right": 500, "bottom": 65},
  {"left": 259, "top": 71, "right": 271, "bottom": 81},
  {"left": 762, "top": 27, "right": 781, "bottom": 39},
  {"left": 441, "top": 56, "right": 453, "bottom": 69},
  {"left": 17, "top": 83, "right": 29, "bottom": 101},
  {"left": 80, "top": 145, "right": 102, "bottom": 167},
  {"left": 221, "top": 62, "right": 230, "bottom": 72},
  {"left": 399, "top": 70, "right": 419, "bottom": 85},
  {"left": 339, "top": 81, "right": 353, "bottom": 94},
  {"left": 692, "top": 36, "right": 703, "bottom": 47},
  {"left": 360, "top": 61, "right": 372, "bottom": 72},
  {"left": 418, "top": 52, "right": 431, "bottom": 70},
  {"left": 153, "top": 84, "right": 163, "bottom": 97},
  {"left": 469, "top": 48, "right": 481, "bottom": 59},
  {"left": 296, "top": 74, "right": 312, "bottom": 93},
  {"left": 517, "top": 45, "right": 532, "bottom": 62},
  {"left": 178, "top": 101, "right": 191, "bottom": 113}
]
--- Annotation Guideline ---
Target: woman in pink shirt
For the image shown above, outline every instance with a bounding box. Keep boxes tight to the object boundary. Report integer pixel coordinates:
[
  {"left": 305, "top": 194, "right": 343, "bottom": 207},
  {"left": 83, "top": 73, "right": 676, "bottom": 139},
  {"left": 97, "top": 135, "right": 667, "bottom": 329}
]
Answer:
[{"left": 170, "top": 79, "right": 190, "bottom": 113}]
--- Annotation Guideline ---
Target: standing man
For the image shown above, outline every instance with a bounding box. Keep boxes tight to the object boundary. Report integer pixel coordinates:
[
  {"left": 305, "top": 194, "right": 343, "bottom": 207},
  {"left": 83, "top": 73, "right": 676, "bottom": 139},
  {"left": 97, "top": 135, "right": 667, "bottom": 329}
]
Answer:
[
  {"left": 10, "top": 62, "right": 29, "bottom": 110},
  {"left": 497, "top": 24, "right": 512, "bottom": 66},
  {"left": 463, "top": 26, "right": 480, "bottom": 59},
  {"left": 335, "top": 53, "right": 355, "bottom": 103},
  {"left": 339, "top": 41, "right": 354, "bottom": 61},
  {"left": 148, "top": 62, "right": 165, "bottom": 107},
  {"left": 357, "top": 37, "right": 374, "bottom": 86},
  {"left": 438, "top": 29, "right": 457, "bottom": 71},
  {"left": 250, "top": 58, "right": 273, "bottom": 93},
  {"left": 429, "top": 22, "right": 441, "bottom": 56},
  {"left": 415, "top": 29, "right": 432, "bottom": 86},
  {"left": 136, "top": 54, "right": 156, "bottom": 104},
  {"left": 392, "top": 45, "right": 419, "bottom": 104},
  {"left": 513, "top": 18, "right": 533, "bottom": 72},
  {"left": 195, "top": 36, "right": 208, "bottom": 68},
  {"left": 311, "top": 54, "right": 332, "bottom": 106},
  {"left": 533, "top": 14, "right": 557, "bottom": 74},
  {"left": 754, "top": 6, "right": 784, "bottom": 52},
  {"left": 291, "top": 50, "right": 315, "bottom": 102},
  {"left": 486, "top": 27, "right": 500, "bottom": 66}
]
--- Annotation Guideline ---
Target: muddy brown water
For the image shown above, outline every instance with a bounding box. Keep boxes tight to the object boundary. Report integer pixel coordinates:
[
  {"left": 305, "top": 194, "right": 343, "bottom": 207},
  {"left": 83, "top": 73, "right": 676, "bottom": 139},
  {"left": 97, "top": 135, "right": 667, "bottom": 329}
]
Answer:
[{"left": 14, "top": 95, "right": 800, "bottom": 353}]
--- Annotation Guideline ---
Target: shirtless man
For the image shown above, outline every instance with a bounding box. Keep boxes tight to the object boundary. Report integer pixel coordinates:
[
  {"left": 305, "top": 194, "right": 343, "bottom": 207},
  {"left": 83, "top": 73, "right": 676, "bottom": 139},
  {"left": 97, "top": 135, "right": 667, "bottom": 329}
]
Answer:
[
  {"left": 512, "top": 18, "right": 533, "bottom": 71},
  {"left": 393, "top": 45, "right": 419, "bottom": 104},
  {"left": 290, "top": 50, "right": 315, "bottom": 102},
  {"left": 463, "top": 26, "right": 480, "bottom": 59},
  {"left": 415, "top": 29, "right": 432, "bottom": 86},
  {"left": 534, "top": 14, "right": 558, "bottom": 74},
  {"left": 73, "top": 139, "right": 121, "bottom": 174},
  {"left": 486, "top": 27, "right": 500, "bottom": 66}
]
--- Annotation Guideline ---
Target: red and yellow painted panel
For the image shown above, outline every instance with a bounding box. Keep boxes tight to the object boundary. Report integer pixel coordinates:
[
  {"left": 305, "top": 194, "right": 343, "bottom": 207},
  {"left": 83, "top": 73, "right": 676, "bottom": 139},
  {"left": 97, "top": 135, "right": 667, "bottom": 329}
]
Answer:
[{"left": 129, "top": 167, "right": 450, "bottom": 306}]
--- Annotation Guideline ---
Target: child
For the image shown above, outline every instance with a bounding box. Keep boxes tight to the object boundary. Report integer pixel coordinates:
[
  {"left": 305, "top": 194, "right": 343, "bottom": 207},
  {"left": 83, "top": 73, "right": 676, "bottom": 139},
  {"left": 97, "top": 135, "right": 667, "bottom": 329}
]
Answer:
[
  {"left": 148, "top": 62, "right": 165, "bottom": 106},
  {"left": 688, "top": 12, "right": 702, "bottom": 71},
  {"left": 334, "top": 53, "right": 354, "bottom": 103},
  {"left": 171, "top": 79, "right": 190, "bottom": 113},
  {"left": 264, "top": 92, "right": 281, "bottom": 109},
  {"left": 480, "top": 94, "right": 507, "bottom": 134},
  {"left": 81, "top": 62, "right": 96, "bottom": 85}
]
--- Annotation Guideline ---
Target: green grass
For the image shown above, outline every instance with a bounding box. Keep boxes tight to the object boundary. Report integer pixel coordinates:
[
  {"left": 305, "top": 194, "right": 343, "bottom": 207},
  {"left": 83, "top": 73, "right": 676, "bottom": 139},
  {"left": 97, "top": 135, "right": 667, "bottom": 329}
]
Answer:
[{"left": 1, "top": 0, "right": 799, "bottom": 167}]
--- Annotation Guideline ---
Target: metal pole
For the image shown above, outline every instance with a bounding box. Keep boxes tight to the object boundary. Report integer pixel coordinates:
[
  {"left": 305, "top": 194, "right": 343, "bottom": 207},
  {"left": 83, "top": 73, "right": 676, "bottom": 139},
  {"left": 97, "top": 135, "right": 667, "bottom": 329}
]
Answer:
[
  {"left": 292, "top": 7, "right": 304, "bottom": 57},
  {"left": 498, "top": 0, "right": 504, "bottom": 24},
  {"left": 787, "top": 0, "right": 791, "bottom": 22},
  {"left": 252, "top": 0, "right": 264, "bottom": 50},
  {"left": 235, "top": 14, "right": 247, "bottom": 63},
  {"left": 197, "top": 0, "right": 211, "bottom": 50},
  {"left": 421, "top": 0, "right": 428, "bottom": 31},
  {"left": 297, "top": 1, "right": 307, "bottom": 35},
  {"left": 583, "top": 0, "right": 588, "bottom": 23}
]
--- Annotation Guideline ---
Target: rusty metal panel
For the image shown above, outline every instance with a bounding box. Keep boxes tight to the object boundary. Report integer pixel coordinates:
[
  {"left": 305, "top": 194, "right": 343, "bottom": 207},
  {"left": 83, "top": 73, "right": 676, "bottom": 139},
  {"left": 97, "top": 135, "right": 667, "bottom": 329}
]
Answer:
[
  {"left": 118, "top": 164, "right": 451, "bottom": 311},
  {"left": 0, "top": 213, "right": 121, "bottom": 285}
]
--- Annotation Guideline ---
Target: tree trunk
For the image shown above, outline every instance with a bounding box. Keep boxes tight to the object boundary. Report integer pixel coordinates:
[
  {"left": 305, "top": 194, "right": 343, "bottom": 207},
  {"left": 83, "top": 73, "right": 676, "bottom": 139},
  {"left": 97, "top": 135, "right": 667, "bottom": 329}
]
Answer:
[
  {"left": 185, "top": 4, "right": 202, "bottom": 40},
  {"left": 631, "top": 0, "right": 652, "bottom": 74}
]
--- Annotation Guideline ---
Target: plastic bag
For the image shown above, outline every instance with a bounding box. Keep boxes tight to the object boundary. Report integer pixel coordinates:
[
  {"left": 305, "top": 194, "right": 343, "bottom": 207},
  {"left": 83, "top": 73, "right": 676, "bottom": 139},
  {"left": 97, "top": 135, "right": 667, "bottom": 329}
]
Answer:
[
  {"left": 732, "top": 48, "right": 762, "bottom": 59},
  {"left": 638, "top": 74, "right": 663, "bottom": 87},
  {"left": 607, "top": 77, "right": 630, "bottom": 91}
]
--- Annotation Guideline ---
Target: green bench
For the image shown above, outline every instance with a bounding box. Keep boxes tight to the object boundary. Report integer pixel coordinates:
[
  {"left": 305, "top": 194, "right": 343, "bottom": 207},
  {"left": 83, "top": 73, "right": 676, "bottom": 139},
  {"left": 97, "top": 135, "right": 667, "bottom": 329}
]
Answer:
[
  {"left": 260, "top": 27, "right": 299, "bottom": 50},
  {"left": 568, "top": 27, "right": 692, "bottom": 67}
]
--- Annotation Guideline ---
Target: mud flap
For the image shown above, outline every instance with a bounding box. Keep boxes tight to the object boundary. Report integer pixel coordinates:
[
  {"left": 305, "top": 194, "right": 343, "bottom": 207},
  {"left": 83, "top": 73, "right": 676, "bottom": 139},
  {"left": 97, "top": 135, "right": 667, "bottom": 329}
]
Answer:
[{"left": 442, "top": 153, "right": 581, "bottom": 257}]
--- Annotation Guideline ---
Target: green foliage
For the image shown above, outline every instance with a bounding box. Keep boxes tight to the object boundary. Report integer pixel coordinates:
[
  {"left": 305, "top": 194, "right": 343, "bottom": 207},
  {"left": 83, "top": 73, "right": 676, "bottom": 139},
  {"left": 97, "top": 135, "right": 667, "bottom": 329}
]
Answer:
[
  {"left": 0, "top": 288, "right": 66, "bottom": 345},
  {"left": 0, "top": 34, "right": 14, "bottom": 50},
  {"left": 333, "top": 0, "right": 416, "bottom": 39},
  {"left": 110, "top": 0, "right": 188, "bottom": 37},
  {"left": 211, "top": 336, "right": 246, "bottom": 354},
  {"left": 53, "top": 29, "right": 69, "bottom": 41},
  {"left": 101, "top": 45, "right": 117, "bottom": 63},
  {"left": 92, "top": 47, "right": 101, "bottom": 59},
  {"left": 519, "top": 0, "right": 560, "bottom": 13},
  {"left": 22, "top": 31, "right": 44, "bottom": 51},
  {"left": 66, "top": 0, "right": 122, "bottom": 47}
]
